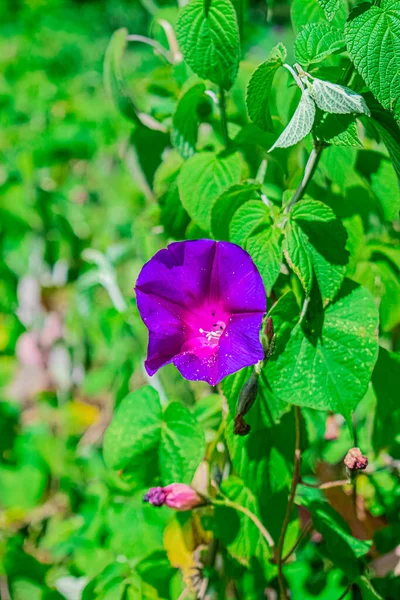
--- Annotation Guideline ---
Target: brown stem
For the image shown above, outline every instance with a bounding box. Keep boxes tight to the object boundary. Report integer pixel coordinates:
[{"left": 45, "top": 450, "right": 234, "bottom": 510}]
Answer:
[
  {"left": 276, "top": 405, "right": 302, "bottom": 600},
  {"left": 337, "top": 583, "right": 353, "bottom": 599},
  {"left": 282, "top": 520, "right": 313, "bottom": 563}
]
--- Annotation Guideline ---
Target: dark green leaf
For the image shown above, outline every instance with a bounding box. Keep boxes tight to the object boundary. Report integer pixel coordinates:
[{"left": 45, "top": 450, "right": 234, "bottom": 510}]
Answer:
[
  {"left": 211, "top": 182, "right": 261, "bottom": 240},
  {"left": 284, "top": 198, "right": 349, "bottom": 301},
  {"left": 172, "top": 83, "right": 208, "bottom": 159}
]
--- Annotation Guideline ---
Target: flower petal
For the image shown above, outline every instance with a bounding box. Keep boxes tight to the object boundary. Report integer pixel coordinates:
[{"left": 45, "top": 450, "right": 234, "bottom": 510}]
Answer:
[
  {"left": 210, "top": 241, "right": 266, "bottom": 314},
  {"left": 217, "top": 312, "right": 265, "bottom": 378},
  {"left": 135, "top": 239, "right": 217, "bottom": 315}
]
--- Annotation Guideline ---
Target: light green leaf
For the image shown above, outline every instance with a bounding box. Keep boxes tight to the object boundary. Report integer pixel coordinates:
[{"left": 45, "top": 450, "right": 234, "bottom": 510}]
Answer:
[
  {"left": 295, "top": 23, "right": 345, "bottom": 65},
  {"left": 284, "top": 198, "right": 349, "bottom": 301},
  {"left": 246, "top": 227, "right": 283, "bottom": 295},
  {"left": 317, "top": 0, "right": 342, "bottom": 21},
  {"left": 246, "top": 43, "right": 287, "bottom": 132},
  {"left": 103, "top": 386, "right": 162, "bottom": 470},
  {"left": 211, "top": 181, "right": 261, "bottom": 240},
  {"left": 291, "top": 0, "right": 347, "bottom": 34},
  {"left": 172, "top": 83, "right": 208, "bottom": 159},
  {"left": 178, "top": 151, "right": 242, "bottom": 231},
  {"left": 160, "top": 402, "right": 205, "bottom": 483},
  {"left": 345, "top": 0, "right": 400, "bottom": 120},
  {"left": 176, "top": 0, "right": 240, "bottom": 90},
  {"left": 104, "top": 28, "right": 165, "bottom": 131},
  {"left": 315, "top": 113, "right": 363, "bottom": 148},
  {"left": 229, "top": 200, "right": 271, "bottom": 246},
  {"left": 265, "top": 280, "right": 379, "bottom": 419},
  {"left": 311, "top": 79, "right": 371, "bottom": 116},
  {"left": 371, "top": 159, "right": 400, "bottom": 221},
  {"left": 269, "top": 89, "right": 316, "bottom": 151}
]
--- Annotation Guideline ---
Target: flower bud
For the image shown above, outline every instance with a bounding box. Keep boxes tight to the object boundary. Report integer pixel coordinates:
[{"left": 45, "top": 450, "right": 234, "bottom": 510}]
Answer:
[
  {"left": 265, "top": 317, "right": 274, "bottom": 343},
  {"left": 143, "top": 483, "right": 203, "bottom": 511},
  {"left": 344, "top": 448, "right": 368, "bottom": 471}
]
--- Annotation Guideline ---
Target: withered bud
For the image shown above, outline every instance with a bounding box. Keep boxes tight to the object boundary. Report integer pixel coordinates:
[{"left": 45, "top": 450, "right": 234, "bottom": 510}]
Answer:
[
  {"left": 234, "top": 415, "right": 251, "bottom": 436},
  {"left": 265, "top": 317, "right": 274, "bottom": 343},
  {"left": 344, "top": 447, "right": 368, "bottom": 471},
  {"left": 234, "top": 372, "right": 259, "bottom": 436},
  {"left": 236, "top": 372, "right": 259, "bottom": 419}
]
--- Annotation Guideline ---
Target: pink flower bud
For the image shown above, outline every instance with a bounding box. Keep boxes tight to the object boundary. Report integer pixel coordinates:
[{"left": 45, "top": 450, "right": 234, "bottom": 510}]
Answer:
[{"left": 143, "top": 483, "right": 203, "bottom": 511}]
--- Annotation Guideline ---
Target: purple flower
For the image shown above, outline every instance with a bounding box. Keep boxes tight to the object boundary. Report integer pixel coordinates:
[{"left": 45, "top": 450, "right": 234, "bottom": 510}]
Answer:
[
  {"left": 135, "top": 239, "right": 266, "bottom": 385},
  {"left": 143, "top": 484, "right": 202, "bottom": 510}
]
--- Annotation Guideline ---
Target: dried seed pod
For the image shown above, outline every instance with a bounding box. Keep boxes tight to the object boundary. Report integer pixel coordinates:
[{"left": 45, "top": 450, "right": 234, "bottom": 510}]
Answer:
[{"left": 344, "top": 447, "right": 368, "bottom": 471}]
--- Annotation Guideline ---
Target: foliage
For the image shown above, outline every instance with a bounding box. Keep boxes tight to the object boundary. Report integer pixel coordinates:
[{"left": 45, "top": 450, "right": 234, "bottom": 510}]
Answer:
[{"left": 1, "top": 0, "right": 400, "bottom": 598}]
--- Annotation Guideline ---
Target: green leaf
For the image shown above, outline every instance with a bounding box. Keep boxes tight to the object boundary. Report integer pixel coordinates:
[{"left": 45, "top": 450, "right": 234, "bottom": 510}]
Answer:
[
  {"left": 176, "top": 0, "right": 240, "bottom": 90},
  {"left": 357, "top": 576, "right": 384, "bottom": 599},
  {"left": 172, "top": 83, "right": 208, "bottom": 159},
  {"left": 211, "top": 181, "right": 261, "bottom": 240},
  {"left": 265, "top": 280, "right": 379, "bottom": 420},
  {"left": 315, "top": 113, "right": 363, "bottom": 148},
  {"left": 214, "top": 476, "right": 273, "bottom": 574},
  {"left": 311, "top": 79, "right": 371, "bottom": 116},
  {"left": 345, "top": 0, "right": 400, "bottom": 120},
  {"left": 104, "top": 29, "right": 165, "bottom": 131},
  {"left": 371, "top": 159, "right": 400, "bottom": 221},
  {"left": 160, "top": 402, "right": 205, "bottom": 483},
  {"left": 316, "top": 0, "right": 342, "bottom": 22},
  {"left": 291, "top": 0, "right": 347, "bottom": 34},
  {"left": 178, "top": 151, "right": 242, "bottom": 231},
  {"left": 372, "top": 347, "right": 400, "bottom": 450},
  {"left": 229, "top": 200, "right": 271, "bottom": 246},
  {"left": 295, "top": 23, "right": 345, "bottom": 66},
  {"left": 103, "top": 386, "right": 162, "bottom": 470},
  {"left": 302, "top": 500, "right": 371, "bottom": 578},
  {"left": 104, "top": 388, "right": 205, "bottom": 483},
  {"left": 269, "top": 89, "right": 316, "bottom": 151},
  {"left": 246, "top": 228, "right": 283, "bottom": 295},
  {"left": 366, "top": 93, "right": 400, "bottom": 180},
  {"left": 284, "top": 198, "right": 349, "bottom": 301},
  {"left": 228, "top": 200, "right": 282, "bottom": 294},
  {"left": 246, "top": 43, "right": 287, "bottom": 132}
]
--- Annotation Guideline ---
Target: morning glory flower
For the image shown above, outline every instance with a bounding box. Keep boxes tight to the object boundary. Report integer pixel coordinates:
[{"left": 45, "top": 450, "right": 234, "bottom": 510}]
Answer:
[{"left": 135, "top": 239, "right": 266, "bottom": 386}]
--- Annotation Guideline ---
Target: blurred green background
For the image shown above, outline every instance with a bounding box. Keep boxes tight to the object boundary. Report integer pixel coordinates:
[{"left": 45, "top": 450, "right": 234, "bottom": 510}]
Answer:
[{"left": 1, "top": 0, "right": 400, "bottom": 598}]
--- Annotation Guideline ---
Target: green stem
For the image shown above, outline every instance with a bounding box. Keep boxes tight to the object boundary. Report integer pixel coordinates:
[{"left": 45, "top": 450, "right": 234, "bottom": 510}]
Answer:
[
  {"left": 276, "top": 405, "right": 302, "bottom": 600},
  {"left": 284, "top": 144, "right": 324, "bottom": 214},
  {"left": 212, "top": 498, "right": 275, "bottom": 549},
  {"left": 219, "top": 85, "right": 230, "bottom": 148}
]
